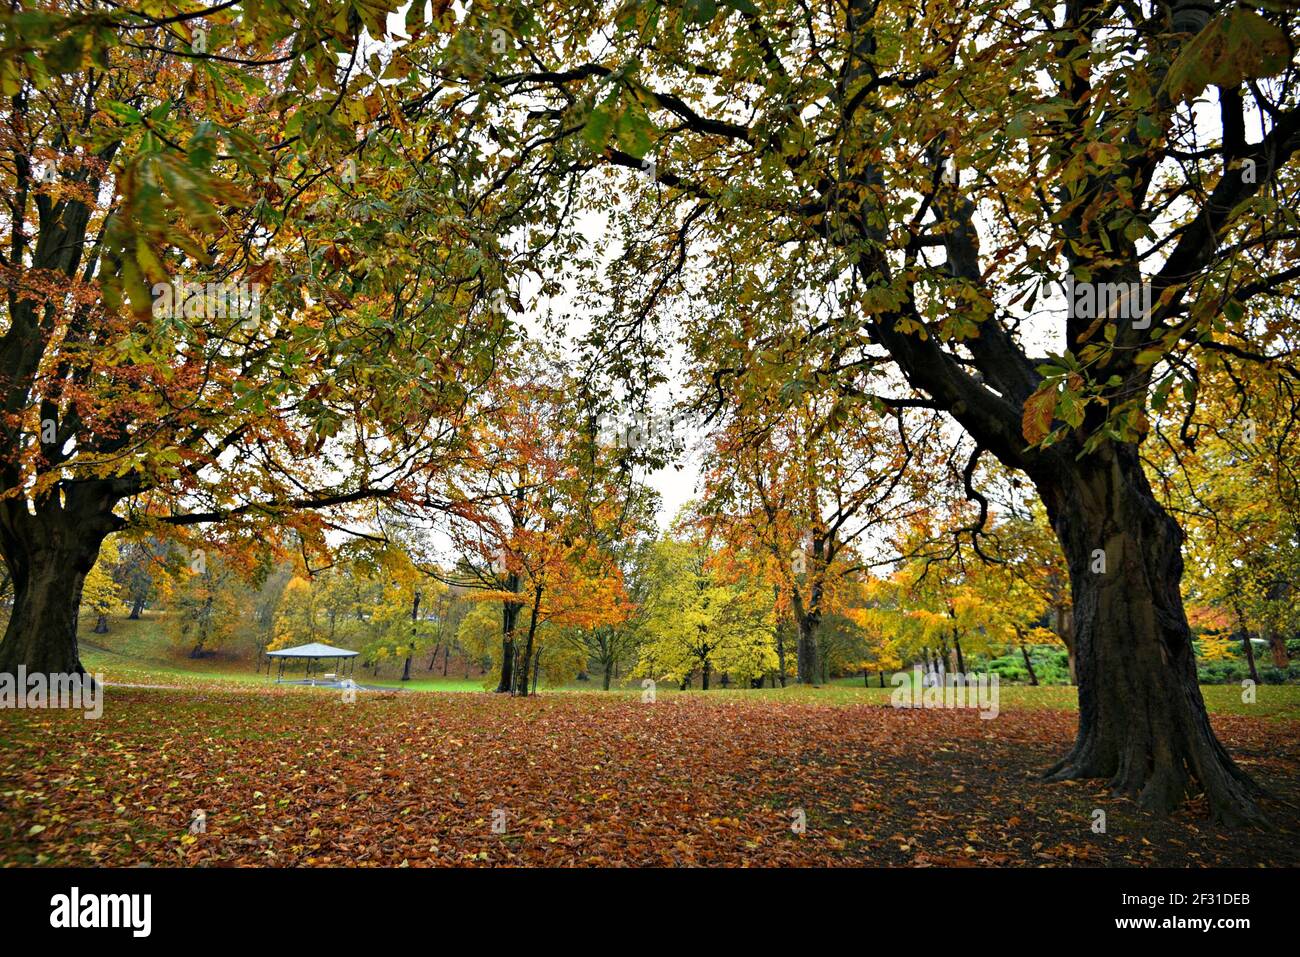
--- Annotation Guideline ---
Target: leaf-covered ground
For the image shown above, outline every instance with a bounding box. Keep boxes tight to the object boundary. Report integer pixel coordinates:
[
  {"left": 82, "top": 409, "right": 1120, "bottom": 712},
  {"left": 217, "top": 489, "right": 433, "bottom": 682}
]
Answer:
[{"left": 2, "top": 686, "right": 1298, "bottom": 867}]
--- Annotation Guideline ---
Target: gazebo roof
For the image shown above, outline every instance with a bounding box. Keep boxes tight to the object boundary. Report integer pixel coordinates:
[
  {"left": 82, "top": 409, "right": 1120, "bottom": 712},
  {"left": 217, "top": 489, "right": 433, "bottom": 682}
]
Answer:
[{"left": 265, "top": 642, "right": 359, "bottom": 659}]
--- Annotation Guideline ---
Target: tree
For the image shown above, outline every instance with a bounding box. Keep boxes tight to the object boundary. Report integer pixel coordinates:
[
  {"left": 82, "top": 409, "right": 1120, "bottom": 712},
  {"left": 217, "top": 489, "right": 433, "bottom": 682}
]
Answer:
[
  {"left": 439, "top": 351, "right": 642, "bottom": 694},
  {"left": 112, "top": 536, "right": 165, "bottom": 620},
  {"left": 163, "top": 552, "right": 244, "bottom": 659},
  {"left": 457, "top": 599, "right": 503, "bottom": 685},
  {"left": 0, "top": 1, "right": 512, "bottom": 675},
  {"left": 80, "top": 537, "right": 123, "bottom": 635},
  {"left": 634, "top": 526, "right": 776, "bottom": 690},
  {"left": 1151, "top": 362, "right": 1300, "bottom": 674},
  {"left": 269, "top": 577, "right": 318, "bottom": 653},
  {"left": 701, "top": 382, "right": 939, "bottom": 684},
  {"left": 424, "top": 1, "right": 1300, "bottom": 819}
]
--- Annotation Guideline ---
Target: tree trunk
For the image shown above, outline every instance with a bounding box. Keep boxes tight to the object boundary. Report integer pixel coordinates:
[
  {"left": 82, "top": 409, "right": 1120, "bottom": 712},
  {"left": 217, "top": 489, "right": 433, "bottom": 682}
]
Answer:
[
  {"left": 513, "top": 586, "right": 543, "bottom": 697},
  {"left": 93, "top": 613, "right": 109, "bottom": 634},
  {"left": 1265, "top": 627, "right": 1288, "bottom": 670},
  {"left": 951, "top": 629, "right": 965, "bottom": 677},
  {"left": 795, "top": 615, "right": 819, "bottom": 686},
  {"left": 1240, "top": 631, "right": 1260, "bottom": 685},
  {"left": 1019, "top": 641, "right": 1039, "bottom": 686},
  {"left": 1037, "top": 446, "right": 1263, "bottom": 822},
  {"left": 128, "top": 597, "right": 144, "bottom": 620},
  {"left": 701, "top": 657, "right": 711, "bottom": 691},
  {"left": 775, "top": 622, "right": 788, "bottom": 687},
  {"left": 496, "top": 593, "right": 519, "bottom": 693},
  {"left": 0, "top": 528, "right": 106, "bottom": 676},
  {"left": 603, "top": 664, "right": 612, "bottom": 690}
]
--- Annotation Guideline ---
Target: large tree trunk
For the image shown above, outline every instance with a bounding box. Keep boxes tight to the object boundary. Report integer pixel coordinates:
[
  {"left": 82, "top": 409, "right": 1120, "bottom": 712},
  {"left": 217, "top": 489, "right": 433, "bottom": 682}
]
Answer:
[
  {"left": 1037, "top": 445, "right": 1263, "bottom": 823},
  {"left": 0, "top": 462, "right": 128, "bottom": 675},
  {"left": 0, "top": 537, "right": 100, "bottom": 676},
  {"left": 128, "top": 596, "right": 145, "bottom": 620}
]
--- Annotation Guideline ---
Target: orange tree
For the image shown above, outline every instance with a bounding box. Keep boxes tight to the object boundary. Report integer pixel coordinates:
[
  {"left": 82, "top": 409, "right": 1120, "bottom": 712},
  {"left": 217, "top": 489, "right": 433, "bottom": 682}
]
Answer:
[{"left": 438, "top": 349, "right": 641, "bottom": 694}]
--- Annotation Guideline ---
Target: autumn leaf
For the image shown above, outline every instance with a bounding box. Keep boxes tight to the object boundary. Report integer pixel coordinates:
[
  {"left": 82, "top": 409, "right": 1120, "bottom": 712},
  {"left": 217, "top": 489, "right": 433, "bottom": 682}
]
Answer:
[{"left": 1021, "top": 385, "right": 1057, "bottom": 445}]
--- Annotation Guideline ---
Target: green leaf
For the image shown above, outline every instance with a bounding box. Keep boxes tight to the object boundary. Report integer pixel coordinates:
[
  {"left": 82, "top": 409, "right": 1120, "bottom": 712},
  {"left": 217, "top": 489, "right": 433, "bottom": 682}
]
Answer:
[
  {"left": 614, "top": 99, "right": 654, "bottom": 158},
  {"left": 582, "top": 102, "right": 616, "bottom": 152},
  {"left": 685, "top": 0, "right": 720, "bottom": 24}
]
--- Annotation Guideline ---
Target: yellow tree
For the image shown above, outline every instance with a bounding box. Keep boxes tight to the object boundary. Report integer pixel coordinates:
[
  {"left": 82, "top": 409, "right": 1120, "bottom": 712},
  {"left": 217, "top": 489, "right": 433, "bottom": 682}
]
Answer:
[{"left": 80, "top": 538, "right": 123, "bottom": 635}]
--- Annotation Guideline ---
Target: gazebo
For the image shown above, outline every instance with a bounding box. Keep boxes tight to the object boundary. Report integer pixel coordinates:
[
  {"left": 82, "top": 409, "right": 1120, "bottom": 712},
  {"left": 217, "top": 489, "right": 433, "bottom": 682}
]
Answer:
[{"left": 266, "top": 642, "right": 360, "bottom": 685}]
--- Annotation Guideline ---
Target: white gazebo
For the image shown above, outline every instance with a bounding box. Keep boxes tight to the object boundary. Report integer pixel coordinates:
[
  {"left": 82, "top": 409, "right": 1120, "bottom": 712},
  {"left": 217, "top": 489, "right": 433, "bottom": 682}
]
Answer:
[{"left": 265, "top": 642, "right": 360, "bottom": 684}]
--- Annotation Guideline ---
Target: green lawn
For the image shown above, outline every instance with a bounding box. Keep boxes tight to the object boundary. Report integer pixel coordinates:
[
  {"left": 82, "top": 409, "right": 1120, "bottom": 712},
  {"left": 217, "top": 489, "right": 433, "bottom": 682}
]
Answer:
[{"left": 75, "top": 611, "right": 1300, "bottom": 720}]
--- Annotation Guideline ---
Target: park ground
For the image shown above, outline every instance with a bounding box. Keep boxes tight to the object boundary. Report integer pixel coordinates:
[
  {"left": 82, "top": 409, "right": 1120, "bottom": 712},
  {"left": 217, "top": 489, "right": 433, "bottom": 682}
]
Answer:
[{"left": 1, "top": 614, "right": 1298, "bottom": 867}]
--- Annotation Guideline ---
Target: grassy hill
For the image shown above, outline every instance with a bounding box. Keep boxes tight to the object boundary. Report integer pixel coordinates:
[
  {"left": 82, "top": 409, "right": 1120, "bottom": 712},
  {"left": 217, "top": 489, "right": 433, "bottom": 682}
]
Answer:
[{"left": 77, "top": 611, "right": 489, "bottom": 692}]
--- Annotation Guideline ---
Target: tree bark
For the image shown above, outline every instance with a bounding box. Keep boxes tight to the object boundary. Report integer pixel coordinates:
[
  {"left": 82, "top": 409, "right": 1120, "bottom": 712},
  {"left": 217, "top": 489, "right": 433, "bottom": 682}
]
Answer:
[
  {"left": 512, "top": 585, "right": 543, "bottom": 697},
  {"left": 1054, "top": 601, "right": 1077, "bottom": 685},
  {"left": 795, "top": 615, "right": 820, "bottom": 686},
  {"left": 1240, "top": 631, "right": 1260, "bottom": 685},
  {"left": 0, "top": 554, "right": 91, "bottom": 674},
  {"left": 1037, "top": 445, "right": 1263, "bottom": 822},
  {"left": 1019, "top": 641, "right": 1039, "bottom": 686},
  {"left": 495, "top": 573, "right": 521, "bottom": 693},
  {"left": 0, "top": 510, "right": 112, "bottom": 676}
]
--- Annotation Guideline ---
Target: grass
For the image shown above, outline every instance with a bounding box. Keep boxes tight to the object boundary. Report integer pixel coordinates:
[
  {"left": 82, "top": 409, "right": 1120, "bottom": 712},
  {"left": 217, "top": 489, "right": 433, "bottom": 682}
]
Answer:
[{"left": 74, "top": 610, "right": 1300, "bottom": 720}]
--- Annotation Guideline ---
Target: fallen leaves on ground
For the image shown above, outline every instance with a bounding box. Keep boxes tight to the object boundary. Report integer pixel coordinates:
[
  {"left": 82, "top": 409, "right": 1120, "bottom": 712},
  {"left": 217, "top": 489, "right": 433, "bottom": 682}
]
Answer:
[{"left": 2, "top": 688, "right": 1297, "bottom": 867}]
